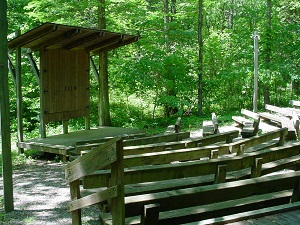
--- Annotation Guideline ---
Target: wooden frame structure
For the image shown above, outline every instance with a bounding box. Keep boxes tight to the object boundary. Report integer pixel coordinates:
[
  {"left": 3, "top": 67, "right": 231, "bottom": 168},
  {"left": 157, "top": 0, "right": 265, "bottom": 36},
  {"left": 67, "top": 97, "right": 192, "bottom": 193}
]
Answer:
[
  {"left": 64, "top": 127, "right": 300, "bottom": 224},
  {"left": 7, "top": 23, "right": 139, "bottom": 157}
]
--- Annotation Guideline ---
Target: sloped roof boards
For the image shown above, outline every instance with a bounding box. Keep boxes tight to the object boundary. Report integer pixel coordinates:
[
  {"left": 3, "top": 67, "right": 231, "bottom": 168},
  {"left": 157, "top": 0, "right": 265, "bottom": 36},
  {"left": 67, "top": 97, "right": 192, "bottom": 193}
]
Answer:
[{"left": 8, "top": 22, "right": 138, "bottom": 53}]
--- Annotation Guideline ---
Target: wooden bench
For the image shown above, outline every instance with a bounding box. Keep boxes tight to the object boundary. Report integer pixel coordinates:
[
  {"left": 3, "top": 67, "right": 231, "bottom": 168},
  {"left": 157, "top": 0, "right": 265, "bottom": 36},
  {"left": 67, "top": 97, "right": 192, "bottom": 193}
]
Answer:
[
  {"left": 290, "top": 100, "right": 300, "bottom": 108},
  {"left": 232, "top": 109, "right": 260, "bottom": 138},
  {"left": 81, "top": 128, "right": 287, "bottom": 189},
  {"left": 123, "top": 129, "right": 239, "bottom": 156},
  {"left": 261, "top": 104, "right": 299, "bottom": 140},
  {"left": 74, "top": 131, "right": 191, "bottom": 156},
  {"left": 202, "top": 113, "right": 219, "bottom": 136},
  {"left": 65, "top": 128, "right": 296, "bottom": 225},
  {"left": 165, "top": 117, "right": 182, "bottom": 134}
]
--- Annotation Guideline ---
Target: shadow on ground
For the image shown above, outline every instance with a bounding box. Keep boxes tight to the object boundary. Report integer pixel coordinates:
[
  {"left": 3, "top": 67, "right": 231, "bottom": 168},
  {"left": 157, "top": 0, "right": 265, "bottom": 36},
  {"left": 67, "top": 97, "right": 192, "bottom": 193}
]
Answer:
[{"left": 0, "top": 160, "right": 100, "bottom": 225}]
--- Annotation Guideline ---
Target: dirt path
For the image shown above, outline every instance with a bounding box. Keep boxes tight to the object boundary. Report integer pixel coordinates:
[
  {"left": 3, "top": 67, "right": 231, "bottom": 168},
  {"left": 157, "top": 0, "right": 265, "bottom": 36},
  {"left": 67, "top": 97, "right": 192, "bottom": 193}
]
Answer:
[{"left": 0, "top": 160, "right": 99, "bottom": 225}]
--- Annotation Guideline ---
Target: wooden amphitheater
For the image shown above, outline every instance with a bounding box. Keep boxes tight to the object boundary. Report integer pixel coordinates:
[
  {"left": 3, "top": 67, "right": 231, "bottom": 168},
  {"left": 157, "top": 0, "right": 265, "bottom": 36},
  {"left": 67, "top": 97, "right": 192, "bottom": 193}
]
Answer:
[
  {"left": 8, "top": 23, "right": 300, "bottom": 225},
  {"left": 64, "top": 101, "right": 300, "bottom": 225}
]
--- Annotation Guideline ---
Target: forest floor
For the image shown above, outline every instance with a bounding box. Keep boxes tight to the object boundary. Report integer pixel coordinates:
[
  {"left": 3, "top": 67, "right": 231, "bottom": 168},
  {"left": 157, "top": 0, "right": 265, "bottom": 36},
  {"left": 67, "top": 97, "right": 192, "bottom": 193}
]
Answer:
[{"left": 0, "top": 122, "right": 278, "bottom": 225}]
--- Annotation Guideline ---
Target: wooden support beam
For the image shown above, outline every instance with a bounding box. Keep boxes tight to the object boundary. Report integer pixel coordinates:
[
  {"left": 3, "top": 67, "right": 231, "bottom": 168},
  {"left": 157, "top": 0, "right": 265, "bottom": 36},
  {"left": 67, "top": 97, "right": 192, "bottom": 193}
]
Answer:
[
  {"left": 214, "top": 165, "right": 227, "bottom": 184},
  {"left": 15, "top": 29, "right": 24, "bottom": 154},
  {"left": 251, "top": 157, "right": 263, "bottom": 178},
  {"left": 291, "top": 178, "right": 300, "bottom": 203},
  {"left": 110, "top": 139, "right": 125, "bottom": 225},
  {"left": 0, "top": 3, "right": 14, "bottom": 211},
  {"left": 210, "top": 149, "right": 219, "bottom": 159},
  {"left": 70, "top": 179, "right": 82, "bottom": 225},
  {"left": 26, "top": 49, "right": 40, "bottom": 84},
  {"left": 7, "top": 54, "right": 16, "bottom": 83},
  {"left": 140, "top": 203, "right": 160, "bottom": 225},
  {"left": 63, "top": 120, "right": 69, "bottom": 134},
  {"left": 90, "top": 56, "right": 99, "bottom": 82},
  {"left": 237, "top": 144, "right": 245, "bottom": 156}
]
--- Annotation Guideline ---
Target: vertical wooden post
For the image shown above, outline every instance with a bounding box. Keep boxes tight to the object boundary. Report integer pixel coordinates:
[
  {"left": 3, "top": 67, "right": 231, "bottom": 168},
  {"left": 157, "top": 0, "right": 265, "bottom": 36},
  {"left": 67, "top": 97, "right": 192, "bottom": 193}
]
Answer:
[
  {"left": 85, "top": 115, "right": 90, "bottom": 130},
  {"left": 226, "top": 134, "right": 234, "bottom": 144},
  {"left": 39, "top": 49, "right": 46, "bottom": 138},
  {"left": 63, "top": 120, "right": 69, "bottom": 134},
  {"left": 214, "top": 165, "right": 227, "bottom": 184},
  {"left": 15, "top": 30, "right": 24, "bottom": 154},
  {"left": 279, "top": 129, "right": 286, "bottom": 146},
  {"left": 110, "top": 139, "right": 125, "bottom": 225},
  {"left": 253, "top": 31, "right": 259, "bottom": 113},
  {"left": 210, "top": 149, "right": 219, "bottom": 159},
  {"left": 291, "top": 178, "right": 300, "bottom": 203},
  {"left": 251, "top": 157, "right": 263, "bottom": 178},
  {"left": 0, "top": 0, "right": 14, "bottom": 211},
  {"left": 237, "top": 144, "right": 245, "bottom": 156},
  {"left": 141, "top": 203, "right": 160, "bottom": 225},
  {"left": 70, "top": 179, "right": 81, "bottom": 225}
]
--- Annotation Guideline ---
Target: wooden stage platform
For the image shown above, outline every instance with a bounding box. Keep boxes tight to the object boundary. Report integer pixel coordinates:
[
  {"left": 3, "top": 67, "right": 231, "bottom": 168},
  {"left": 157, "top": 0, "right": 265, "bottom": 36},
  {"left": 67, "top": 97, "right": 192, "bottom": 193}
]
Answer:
[{"left": 17, "top": 126, "right": 144, "bottom": 158}]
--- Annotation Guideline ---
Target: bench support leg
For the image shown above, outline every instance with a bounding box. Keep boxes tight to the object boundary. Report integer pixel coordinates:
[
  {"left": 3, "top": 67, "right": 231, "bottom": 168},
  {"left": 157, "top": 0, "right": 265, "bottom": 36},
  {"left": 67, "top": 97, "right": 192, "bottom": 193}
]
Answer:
[
  {"left": 214, "top": 165, "right": 227, "bottom": 184},
  {"left": 70, "top": 179, "right": 81, "bottom": 225},
  {"left": 210, "top": 149, "right": 219, "bottom": 159},
  {"left": 250, "top": 157, "right": 263, "bottom": 178},
  {"left": 141, "top": 203, "right": 160, "bottom": 225},
  {"left": 291, "top": 178, "right": 300, "bottom": 203}
]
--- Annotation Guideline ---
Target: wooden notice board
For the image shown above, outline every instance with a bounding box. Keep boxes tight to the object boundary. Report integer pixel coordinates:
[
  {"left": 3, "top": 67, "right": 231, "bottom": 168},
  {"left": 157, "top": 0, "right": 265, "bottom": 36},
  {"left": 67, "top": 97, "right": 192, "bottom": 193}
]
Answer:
[{"left": 40, "top": 48, "right": 90, "bottom": 123}]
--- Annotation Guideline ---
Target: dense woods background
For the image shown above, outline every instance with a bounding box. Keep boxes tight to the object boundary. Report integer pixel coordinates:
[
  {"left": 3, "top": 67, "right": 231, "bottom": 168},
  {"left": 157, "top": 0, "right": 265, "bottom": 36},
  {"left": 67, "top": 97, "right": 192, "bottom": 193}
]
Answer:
[{"left": 6, "top": 0, "right": 300, "bottom": 135}]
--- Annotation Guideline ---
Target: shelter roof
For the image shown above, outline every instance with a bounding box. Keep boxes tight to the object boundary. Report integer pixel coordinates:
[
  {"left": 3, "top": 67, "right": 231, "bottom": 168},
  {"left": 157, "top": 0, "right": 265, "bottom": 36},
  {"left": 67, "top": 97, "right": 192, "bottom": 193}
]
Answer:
[{"left": 8, "top": 22, "right": 139, "bottom": 53}]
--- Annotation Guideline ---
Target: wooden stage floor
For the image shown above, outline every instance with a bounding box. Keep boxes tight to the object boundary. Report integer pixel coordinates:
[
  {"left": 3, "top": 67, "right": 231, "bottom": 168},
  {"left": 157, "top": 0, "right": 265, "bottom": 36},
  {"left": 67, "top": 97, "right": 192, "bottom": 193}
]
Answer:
[{"left": 17, "top": 126, "right": 144, "bottom": 156}]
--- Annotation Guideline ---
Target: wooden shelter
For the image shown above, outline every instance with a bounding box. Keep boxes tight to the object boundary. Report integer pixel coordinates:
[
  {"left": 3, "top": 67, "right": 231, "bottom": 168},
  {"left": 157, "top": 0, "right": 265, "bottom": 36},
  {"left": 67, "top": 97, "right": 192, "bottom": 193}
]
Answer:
[{"left": 7, "top": 23, "right": 141, "bottom": 159}]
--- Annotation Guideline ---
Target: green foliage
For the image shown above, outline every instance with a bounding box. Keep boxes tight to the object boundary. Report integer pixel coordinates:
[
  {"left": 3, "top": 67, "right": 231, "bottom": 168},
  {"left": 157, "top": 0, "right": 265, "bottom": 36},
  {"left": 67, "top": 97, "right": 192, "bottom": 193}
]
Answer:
[{"left": 5, "top": 0, "right": 300, "bottom": 137}]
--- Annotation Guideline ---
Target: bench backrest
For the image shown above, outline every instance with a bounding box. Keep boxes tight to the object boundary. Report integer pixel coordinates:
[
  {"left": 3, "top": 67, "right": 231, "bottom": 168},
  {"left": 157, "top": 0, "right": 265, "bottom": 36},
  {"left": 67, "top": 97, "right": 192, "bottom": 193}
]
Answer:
[
  {"left": 241, "top": 108, "right": 260, "bottom": 121},
  {"left": 290, "top": 100, "right": 300, "bottom": 107},
  {"left": 82, "top": 128, "right": 289, "bottom": 189},
  {"left": 123, "top": 170, "right": 300, "bottom": 218}
]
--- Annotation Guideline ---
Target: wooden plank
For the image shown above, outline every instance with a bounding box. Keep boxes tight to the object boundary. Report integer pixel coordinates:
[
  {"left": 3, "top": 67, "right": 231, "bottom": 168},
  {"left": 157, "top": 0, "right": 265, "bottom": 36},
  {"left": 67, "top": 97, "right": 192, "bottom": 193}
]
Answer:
[
  {"left": 123, "top": 146, "right": 226, "bottom": 167},
  {"left": 124, "top": 171, "right": 300, "bottom": 217},
  {"left": 214, "top": 165, "right": 227, "bottom": 184},
  {"left": 0, "top": 11, "right": 14, "bottom": 211},
  {"left": 265, "top": 104, "right": 293, "bottom": 117},
  {"left": 83, "top": 142, "right": 300, "bottom": 189},
  {"left": 123, "top": 132, "right": 190, "bottom": 147},
  {"left": 140, "top": 203, "right": 160, "bottom": 225},
  {"left": 183, "top": 201, "right": 300, "bottom": 225},
  {"left": 68, "top": 185, "right": 118, "bottom": 211},
  {"left": 290, "top": 100, "right": 300, "bottom": 108},
  {"left": 124, "top": 130, "right": 238, "bottom": 155},
  {"left": 250, "top": 157, "right": 263, "bottom": 178},
  {"left": 138, "top": 190, "right": 292, "bottom": 225},
  {"left": 110, "top": 139, "right": 125, "bottom": 225},
  {"left": 229, "top": 128, "right": 288, "bottom": 153},
  {"left": 185, "top": 130, "right": 239, "bottom": 148},
  {"left": 70, "top": 179, "right": 81, "bottom": 225},
  {"left": 241, "top": 109, "right": 259, "bottom": 120},
  {"left": 65, "top": 137, "right": 120, "bottom": 182},
  {"left": 16, "top": 30, "right": 24, "bottom": 154},
  {"left": 232, "top": 116, "right": 251, "bottom": 126}
]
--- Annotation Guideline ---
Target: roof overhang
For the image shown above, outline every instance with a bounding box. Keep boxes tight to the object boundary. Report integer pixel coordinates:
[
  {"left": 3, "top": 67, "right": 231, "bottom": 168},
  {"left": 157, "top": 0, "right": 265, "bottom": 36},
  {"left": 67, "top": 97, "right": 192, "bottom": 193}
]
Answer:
[{"left": 8, "top": 22, "right": 139, "bottom": 54}]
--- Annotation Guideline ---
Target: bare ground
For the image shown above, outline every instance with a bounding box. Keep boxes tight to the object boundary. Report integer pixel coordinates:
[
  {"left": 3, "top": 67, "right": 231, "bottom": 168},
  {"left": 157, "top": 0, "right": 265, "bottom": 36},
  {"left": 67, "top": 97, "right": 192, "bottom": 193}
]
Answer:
[{"left": 0, "top": 160, "right": 99, "bottom": 225}]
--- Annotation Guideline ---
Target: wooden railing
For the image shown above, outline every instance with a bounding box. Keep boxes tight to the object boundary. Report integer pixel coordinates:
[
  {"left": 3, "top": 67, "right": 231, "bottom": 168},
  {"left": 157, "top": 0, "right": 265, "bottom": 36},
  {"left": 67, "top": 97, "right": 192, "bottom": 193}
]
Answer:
[{"left": 65, "top": 137, "right": 125, "bottom": 225}]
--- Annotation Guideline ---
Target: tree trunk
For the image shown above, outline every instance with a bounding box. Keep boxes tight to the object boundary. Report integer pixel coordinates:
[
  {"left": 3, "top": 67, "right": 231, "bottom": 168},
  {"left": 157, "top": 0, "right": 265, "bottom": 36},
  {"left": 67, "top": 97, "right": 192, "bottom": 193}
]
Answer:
[
  {"left": 98, "top": 0, "right": 111, "bottom": 126},
  {"left": 0, "top": 0, "right": 14, "bottom": 212},
  {"left": 197, "top": 0, "right": 203, "bottom": 117},
  {"left": 263, "top": 0, "right": 272, "bottom": 105}
]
